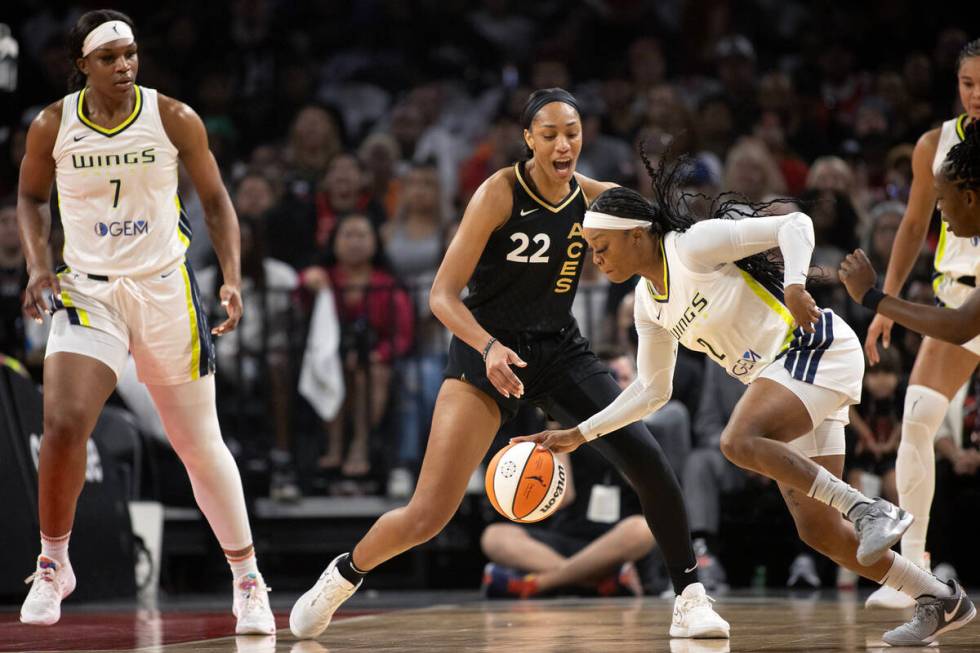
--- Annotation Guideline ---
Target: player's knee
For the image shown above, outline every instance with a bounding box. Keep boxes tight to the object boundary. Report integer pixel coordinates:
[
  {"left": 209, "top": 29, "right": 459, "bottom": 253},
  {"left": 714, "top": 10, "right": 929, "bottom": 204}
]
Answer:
[
  {"left": 619, "top": 516, "right": 655, "bottom": 553},
  {"left": 43, "top": 405, "right": 93, "bottom": 448},
  {"left": 480, "top": 523, "right": 519, "bottom": 558},
  {"left": 719, "top": 429, "right": 752, "bottom": 468},
  {"left": 401, "top": 503, "right": 453, "bottom": 546}
]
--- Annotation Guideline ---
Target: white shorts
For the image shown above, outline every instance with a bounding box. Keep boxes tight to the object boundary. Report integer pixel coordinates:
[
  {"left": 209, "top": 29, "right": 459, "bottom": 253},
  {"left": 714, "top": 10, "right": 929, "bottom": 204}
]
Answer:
[
  {"left": 934, "top": 280, "right": 980, "bottom": 356},
  {"left": 756, "top": 309, "right": 864, "bottom": 458},
  {"left": 45, "top": 262, "right": 215, "bottom": 385}
]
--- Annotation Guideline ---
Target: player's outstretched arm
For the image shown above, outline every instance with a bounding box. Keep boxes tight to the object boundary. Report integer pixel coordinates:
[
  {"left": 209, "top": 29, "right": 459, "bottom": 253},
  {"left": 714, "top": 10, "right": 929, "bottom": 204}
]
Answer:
[{"left": 840, "top": 248, "right": 980, "bottom": 345}]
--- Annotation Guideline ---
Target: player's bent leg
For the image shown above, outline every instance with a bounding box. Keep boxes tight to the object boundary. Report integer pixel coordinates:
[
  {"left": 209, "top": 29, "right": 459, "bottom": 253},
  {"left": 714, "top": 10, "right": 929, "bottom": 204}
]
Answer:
[
  {"left": 147, "top": 376, "right": 274, "bottom": 635},
  {"left": 22, "top": 352, "right": 117, "bottom": 626},
  {"left": 290, "top": 380, "right": 501, "bottom": 639},
  {"left": 480, "top": 523, "right": 565, "bottom": 572}
]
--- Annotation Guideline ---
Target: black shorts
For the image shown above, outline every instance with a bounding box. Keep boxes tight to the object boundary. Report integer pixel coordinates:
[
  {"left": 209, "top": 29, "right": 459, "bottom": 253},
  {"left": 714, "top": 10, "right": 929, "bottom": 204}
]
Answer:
[{"left": 444, "top": 322, "right": 610, "bottom": 423}]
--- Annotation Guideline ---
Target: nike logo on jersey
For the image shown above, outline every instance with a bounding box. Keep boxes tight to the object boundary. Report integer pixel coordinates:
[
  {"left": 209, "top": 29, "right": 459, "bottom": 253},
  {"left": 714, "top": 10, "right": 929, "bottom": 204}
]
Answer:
[
  {"left": 945, "top": 594, "right": 963, "bottom": 621},
  {"left": 73, "top": 134, "right": 89, "bottom": 141},
  {"left": 160, "top": 269, "right": 178, "bottom": 279},
  {"left": 684, "top": 563, "right": 699, "bottom": 574},
  {"left": 520, "top": 208, "right": 539, "bottom": 216}
]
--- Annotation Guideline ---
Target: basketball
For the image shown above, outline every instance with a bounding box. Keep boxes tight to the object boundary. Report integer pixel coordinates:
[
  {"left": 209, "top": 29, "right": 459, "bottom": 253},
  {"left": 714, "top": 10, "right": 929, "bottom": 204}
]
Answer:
[{"left": 485, "top": 442, "right": 566, "bottom": 523}]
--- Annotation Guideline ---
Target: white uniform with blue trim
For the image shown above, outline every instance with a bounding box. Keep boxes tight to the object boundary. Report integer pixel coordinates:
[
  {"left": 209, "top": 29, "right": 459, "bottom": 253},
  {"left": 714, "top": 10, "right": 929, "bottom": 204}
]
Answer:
[
  {"left": 931, "top": 114, "right": 980, "bottom": 355},
  {"left": 578, "top": 215, "right": 864, "bottom": 458},
  {"left": 45, "top": 85, "right": 214, "bottom": 384}
]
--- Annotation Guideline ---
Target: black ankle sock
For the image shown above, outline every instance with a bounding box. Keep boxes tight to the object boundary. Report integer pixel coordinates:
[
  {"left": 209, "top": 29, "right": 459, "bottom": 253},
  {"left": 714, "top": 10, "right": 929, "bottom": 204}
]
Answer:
[{"left": 336, "top": 553, "right": 367, "bottom": 585}]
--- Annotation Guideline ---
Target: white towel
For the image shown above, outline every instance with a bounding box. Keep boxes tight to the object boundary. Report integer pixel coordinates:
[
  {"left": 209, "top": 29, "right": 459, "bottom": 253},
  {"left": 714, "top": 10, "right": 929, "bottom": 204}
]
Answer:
[{"left": 298, "top": 288, "right": 345, "bottom": 420}]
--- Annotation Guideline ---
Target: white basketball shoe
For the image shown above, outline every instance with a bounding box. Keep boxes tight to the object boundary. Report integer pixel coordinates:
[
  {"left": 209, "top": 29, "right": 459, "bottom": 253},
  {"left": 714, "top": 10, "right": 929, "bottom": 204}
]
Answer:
[
  {"left": 670, "top": 582, "right": 731, "bottom": 639},
  {"left": 290, "top": 554, "right": 362, "bottom": 639},
  {"left": 233, "top": 572, "right": 276, "bottom": 635},
  {"left": 20, "top": 556, "right": 76, "bottom": 625}
]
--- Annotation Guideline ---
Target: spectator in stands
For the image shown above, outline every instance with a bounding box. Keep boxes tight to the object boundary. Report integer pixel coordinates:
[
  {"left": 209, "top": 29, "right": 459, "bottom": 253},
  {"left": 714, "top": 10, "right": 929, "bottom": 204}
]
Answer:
[
  {"left": 682, "top": 357, "right": 750, "bottom": 591},
  {"left": 314, "top": 152, "right": 387, "bottom": 249},
  {"left": 312, "top": 213, "right": 414, "bottom": 479},
  {"left": 480, "top": 444, "right": 657, "bottom": 598},
  {"left": 358, "top": 133, "right": 403, "bottom": 220},
  {"left": 458, "top": 115, "right": 523, "bottom": 207},
  {"left": 846, "top": 348, "right": 905, "bottom": 505},
  {"left": 284, "top": 104, "right": 344, "bottom": 201},
  {"left": 382, "top": 162, "right": 448, "bottom": 495},
  {"left": 0, "top": 200, "right": 27, "bottom": 361},
  {"left": 865, "top": 201, "right": 905, "bottom": 272},
  {"left": 723, "top": 137, "right": 786, "bottom": 203},
  {"left": 198, "top": 217, "right": 301, "bottom": 500}
]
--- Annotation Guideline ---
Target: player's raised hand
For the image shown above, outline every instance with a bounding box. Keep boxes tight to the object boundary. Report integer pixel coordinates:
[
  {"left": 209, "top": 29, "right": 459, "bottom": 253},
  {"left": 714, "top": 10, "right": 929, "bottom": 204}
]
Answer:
[
  {"left": 839, "top": 249, "right": 878, "bottom": 304},
  {"left": 784, "top": 283, "right": 822, "bottom": 334},
  {"left": 511, "top": 427, "right": 586, "bottom": 454},
  {"left": 484, "top": 340, "right": 526, "bottom": 398},
  {"left": 22, "top": 267, "right": 61, "bottom": 323},
  {"left": 211, "top": 284, "right": 243, "bottom": 336}
]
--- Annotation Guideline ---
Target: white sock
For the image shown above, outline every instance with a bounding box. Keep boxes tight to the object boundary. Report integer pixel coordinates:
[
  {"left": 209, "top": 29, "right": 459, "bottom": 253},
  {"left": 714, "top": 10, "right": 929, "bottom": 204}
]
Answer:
[
  {"left": 227, "top": 548, "right": 259, "bottom": 579},
  {"left": 897, "top": 385, "right": 948, "bottom": 569},
  {"left": 40, "top": 531, "right": 71, "bottom": 566},
  {"left": 807, "top": 466, "right": 872, "bottom": 516},
  {"left": 148, "top": 377, "right": 255, "bottom": 570},
  {"left": 881, "top": 553, "right": 951, "bottom": 599}
]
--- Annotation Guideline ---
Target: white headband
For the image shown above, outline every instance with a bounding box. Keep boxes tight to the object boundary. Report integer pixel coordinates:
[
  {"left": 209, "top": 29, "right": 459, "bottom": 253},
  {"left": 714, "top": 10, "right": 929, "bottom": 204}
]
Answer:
[
  {"left": 582, "top": 210, "right": 652, "bottom": 230},
  {"left": 82, "top": 21, "right": 134, "bottom": 57}
]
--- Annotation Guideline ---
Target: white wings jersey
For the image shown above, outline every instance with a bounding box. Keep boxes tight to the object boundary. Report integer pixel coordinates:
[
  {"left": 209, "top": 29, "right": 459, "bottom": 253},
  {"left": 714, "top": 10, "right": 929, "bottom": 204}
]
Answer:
[
  {"left": 634, "top": 230, "right": 796, "bottom": 384},
  {"left": 52, "top": 85, "right": 189, "bottom": 277},
  {"left": 932, "top": 114, "right": 979, "bottom": 290}
]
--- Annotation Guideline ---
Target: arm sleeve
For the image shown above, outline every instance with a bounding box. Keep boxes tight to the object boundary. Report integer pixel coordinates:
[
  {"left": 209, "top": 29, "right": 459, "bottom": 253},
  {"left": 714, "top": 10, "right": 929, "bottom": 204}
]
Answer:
[
  {"left": 676, "top": 213, "right": 815, "bottom": 287},
  {"left": 577, "top": 301, "right": 678, "bottom": 440}
]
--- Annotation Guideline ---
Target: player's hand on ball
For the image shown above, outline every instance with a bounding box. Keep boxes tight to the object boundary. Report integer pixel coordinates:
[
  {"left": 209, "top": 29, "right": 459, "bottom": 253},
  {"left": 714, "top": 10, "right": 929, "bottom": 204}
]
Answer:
[
  {"left": 484, "top": 341, "right": 526, "bottom": 398},
  {"left": 511, "top": 427, "right": 586, "bottom": 454},
  {"left": 784, "top": 283, "right": 821, "bottom": 334},
  {"left": 839, "top": 249, "right": 878, "bottom": 304},
  {"left": 212, "top": 284, "right": 243, "bottom": 336}
]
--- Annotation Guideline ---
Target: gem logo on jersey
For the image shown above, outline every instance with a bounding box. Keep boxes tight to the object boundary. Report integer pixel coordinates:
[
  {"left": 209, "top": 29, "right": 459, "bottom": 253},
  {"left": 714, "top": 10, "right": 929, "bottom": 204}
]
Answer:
[
  {"left": 732, "top": 349, "right": 761, "bottom": 377},
  {"left": 95, "top": 220, "right": 149, "bottom": 237}
]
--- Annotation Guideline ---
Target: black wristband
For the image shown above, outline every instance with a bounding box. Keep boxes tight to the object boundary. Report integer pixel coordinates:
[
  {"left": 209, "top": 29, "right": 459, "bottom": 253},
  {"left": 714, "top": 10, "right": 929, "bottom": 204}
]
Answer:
[
  {"left": 860, "top": 287, "right": 887, "bottom": 312},
  {"left": 481, "top": 337, "right": 498, "bottom": 362}
]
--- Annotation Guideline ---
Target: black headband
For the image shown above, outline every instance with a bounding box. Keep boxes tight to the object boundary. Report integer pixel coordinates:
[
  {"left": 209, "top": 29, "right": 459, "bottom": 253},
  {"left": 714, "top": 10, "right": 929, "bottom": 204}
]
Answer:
[{"left": 520, "top": 88, "right": 580, "bottom": 129}]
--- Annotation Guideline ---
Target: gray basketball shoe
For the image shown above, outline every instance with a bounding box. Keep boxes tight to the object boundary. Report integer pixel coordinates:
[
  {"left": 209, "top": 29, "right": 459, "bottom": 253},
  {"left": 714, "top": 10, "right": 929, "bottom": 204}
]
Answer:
[
  {"left": 882, "top": 579, "right": 975, "bottom": 646},
  {"left": 849, "top": 498, "right": 914, "bottom": 566}
]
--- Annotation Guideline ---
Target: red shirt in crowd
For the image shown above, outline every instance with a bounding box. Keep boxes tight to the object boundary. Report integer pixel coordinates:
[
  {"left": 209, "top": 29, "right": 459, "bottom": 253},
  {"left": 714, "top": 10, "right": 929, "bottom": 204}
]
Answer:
[{"left": 327, "top": 267, "right": 414, "bottom": 364}]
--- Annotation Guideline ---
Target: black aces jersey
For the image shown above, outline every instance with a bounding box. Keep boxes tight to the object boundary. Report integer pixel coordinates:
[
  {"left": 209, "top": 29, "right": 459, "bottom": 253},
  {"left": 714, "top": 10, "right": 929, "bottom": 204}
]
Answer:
[{"left": 464, "top": 161, "right": 589, "bottom": 334}]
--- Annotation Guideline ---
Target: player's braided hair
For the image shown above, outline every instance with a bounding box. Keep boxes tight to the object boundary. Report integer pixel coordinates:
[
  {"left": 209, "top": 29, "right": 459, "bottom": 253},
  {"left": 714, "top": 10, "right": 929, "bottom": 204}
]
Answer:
[
  {"left": 589, "top": 143, "right": 790, "bottom": 293},
  {"left": 956, "top": 37, "right": 980, "bottom": 71},
  {"left": 66, "top": 9, "right": 135, "bottom": 91},
  {"left": 940, "top": 119, "right": 980, "bottom": 191}
]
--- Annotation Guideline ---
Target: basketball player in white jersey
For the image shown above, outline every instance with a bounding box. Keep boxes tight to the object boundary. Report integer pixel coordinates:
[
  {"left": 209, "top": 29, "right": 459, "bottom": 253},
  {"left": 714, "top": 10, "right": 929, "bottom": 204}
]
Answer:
[
  {"left": 863, "top": 38, "right": 980, "bottom": 611},
  {"left": 16, "top": 10, "right": 274, "bottom": 634},
  {"left": 840, "top": 120, "right": 980, "bottom": 347},
  {"left": 515, "top": 152, "right": 976, "bottom": 647}
]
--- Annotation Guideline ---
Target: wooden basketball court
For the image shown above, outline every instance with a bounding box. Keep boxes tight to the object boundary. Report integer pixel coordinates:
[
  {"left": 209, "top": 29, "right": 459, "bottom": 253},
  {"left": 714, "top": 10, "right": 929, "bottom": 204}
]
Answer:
[{"left": 2, "top": 591, "right": 978, "bottom": 652}]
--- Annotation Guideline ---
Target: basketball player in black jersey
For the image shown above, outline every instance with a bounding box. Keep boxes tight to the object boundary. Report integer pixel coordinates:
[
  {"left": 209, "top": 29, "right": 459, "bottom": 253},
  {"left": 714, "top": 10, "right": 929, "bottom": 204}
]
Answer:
[{"left": 290, "top": 89, "right": 729, "bottom": 640}]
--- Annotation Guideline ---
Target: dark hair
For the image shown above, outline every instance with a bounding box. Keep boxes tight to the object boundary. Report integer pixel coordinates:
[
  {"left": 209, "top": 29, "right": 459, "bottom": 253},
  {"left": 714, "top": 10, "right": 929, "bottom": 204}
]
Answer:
[
  {"left": 956, "top": 38, "right": 980, "bottom": 71},
  {"left": 590, "top": 145, "right": 788, "bottom": 294},
  {"left": 519, "top": 87, "right": 580, "bottom": 159},
  {"left": 66, "top": 10, "right": 136, "bottom": 91},
  {"left": 940, "top": 119, "right": 980, "bottom": 192},
  {"left": 323, "top": 212, "right": 390, "bottom": 271}
]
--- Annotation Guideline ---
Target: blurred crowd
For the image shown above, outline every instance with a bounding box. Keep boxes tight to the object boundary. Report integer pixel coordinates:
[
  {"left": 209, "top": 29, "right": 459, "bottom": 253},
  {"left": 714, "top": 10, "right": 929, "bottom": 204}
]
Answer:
[{"left": 3, "top": 1, "right": 979, "bottom": 589}]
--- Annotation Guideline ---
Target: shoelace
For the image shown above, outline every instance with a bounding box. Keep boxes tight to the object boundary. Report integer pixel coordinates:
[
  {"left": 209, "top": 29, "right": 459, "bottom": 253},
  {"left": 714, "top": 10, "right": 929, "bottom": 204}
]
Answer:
[
  {"left": 24, "top": 567, "right": 56, "bottom": 586},
  {"left": 904, "top": 599, "right": 941, "bottom": 631},
  {"left": 240, "top": 580, "right": 271, "bottom": 615},
  {"left": 678, "top": 593, "right": 716, "bottom": 614}
]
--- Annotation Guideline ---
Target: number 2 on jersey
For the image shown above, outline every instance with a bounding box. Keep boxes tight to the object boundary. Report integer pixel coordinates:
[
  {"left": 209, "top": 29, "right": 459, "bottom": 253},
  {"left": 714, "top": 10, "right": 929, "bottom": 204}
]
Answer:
[
  {"left": 507, "top": 232, "right": 550, "bottom": 263},
  {"left": 109, "top": 179, "right": 121, "bottom": 208}
]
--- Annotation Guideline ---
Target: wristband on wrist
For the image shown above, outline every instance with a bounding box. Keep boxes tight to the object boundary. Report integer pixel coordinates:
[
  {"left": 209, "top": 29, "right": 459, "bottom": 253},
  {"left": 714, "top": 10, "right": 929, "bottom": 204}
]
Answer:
[
  {"left": 861, "top": 287, "right": 887, "bottom": 312},
  {"left": 481, "top": 337, "right": 498, "bottom": 362}
]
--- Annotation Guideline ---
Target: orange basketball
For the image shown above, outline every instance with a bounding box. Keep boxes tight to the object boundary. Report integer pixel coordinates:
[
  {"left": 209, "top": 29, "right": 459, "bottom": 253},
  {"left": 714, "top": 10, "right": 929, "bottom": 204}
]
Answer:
[{"left": 485, "top": 441, "right": 566, "bottom": 523}]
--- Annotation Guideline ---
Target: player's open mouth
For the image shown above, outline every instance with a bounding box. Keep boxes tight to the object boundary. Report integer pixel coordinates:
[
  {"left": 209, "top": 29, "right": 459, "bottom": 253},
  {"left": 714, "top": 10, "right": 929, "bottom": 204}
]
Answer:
[{"left": 553, "top": 159, "right": 572, "bottom": 174}]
